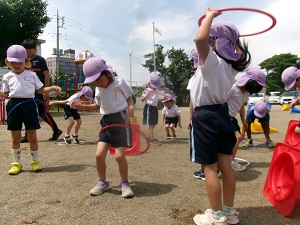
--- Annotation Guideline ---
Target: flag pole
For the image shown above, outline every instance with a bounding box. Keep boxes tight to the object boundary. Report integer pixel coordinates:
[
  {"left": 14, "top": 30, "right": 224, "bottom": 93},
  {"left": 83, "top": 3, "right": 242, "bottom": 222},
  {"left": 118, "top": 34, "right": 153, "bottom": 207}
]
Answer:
[{"left": 152, "top": 22, "right": 157, "bottom": 75}]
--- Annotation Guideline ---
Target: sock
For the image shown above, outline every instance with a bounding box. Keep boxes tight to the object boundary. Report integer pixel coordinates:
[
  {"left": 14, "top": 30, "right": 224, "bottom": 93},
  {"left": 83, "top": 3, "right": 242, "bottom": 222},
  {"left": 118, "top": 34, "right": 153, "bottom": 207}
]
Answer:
[
  {"left": 11, "top": 149, "right": 21, "bottom": 164},
  {"left": 210, "top": 210, "right": 224, "bottom": 220},
  {"left": 31, "top": 150, "right": 39, "bottom": 161},
  {"left": 65, "top": 134, "right": 70, "bottom": 137},
  {"left": 222, "top": 205, "right": 234, "bottom": 213}
]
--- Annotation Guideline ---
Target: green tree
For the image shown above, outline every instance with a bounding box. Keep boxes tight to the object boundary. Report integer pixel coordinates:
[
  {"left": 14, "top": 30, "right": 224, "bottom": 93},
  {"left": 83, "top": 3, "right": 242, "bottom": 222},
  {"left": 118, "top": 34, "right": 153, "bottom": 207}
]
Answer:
[
  {"left": 165, "top": 47, "right": 191, "bottom": 105},
  {"left": 142, "top": 44, "right": 167, "bottom": 80},
  {"left": 0, "top": 0, "right": 50, "bottom": 66},
  {"left": 259, "top": 53, "right": 300, "bottom": 93}
]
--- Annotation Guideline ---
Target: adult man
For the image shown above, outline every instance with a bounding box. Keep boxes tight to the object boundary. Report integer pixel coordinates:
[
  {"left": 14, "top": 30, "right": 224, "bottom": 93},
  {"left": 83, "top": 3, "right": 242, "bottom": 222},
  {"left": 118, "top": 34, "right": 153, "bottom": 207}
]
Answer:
[{"left": 21, "top": 39, "right": 62, "bottom": 142}]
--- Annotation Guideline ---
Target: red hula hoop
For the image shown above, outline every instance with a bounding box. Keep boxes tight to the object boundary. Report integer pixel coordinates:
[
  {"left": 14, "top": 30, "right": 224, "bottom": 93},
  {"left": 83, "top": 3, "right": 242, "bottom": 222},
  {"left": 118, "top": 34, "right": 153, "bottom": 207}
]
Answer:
[
  {"left": 198, "top": 7, "right": 277, "bottom": 37},
  {"left": 99, "top": 124, "right": 150, "bottom": 155}
]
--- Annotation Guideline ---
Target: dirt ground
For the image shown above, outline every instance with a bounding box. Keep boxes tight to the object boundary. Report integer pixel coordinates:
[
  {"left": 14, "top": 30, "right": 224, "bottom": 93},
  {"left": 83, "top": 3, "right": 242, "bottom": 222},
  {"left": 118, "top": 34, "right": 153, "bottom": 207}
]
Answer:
[{"left": 0, "top": 105, "right": 300, "bottom": 225}]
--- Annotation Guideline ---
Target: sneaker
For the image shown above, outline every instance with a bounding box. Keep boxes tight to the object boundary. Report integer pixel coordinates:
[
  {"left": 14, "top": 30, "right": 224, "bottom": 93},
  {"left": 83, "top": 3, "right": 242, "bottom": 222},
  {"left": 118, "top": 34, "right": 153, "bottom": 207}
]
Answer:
[
  {"left": 149, "top": 138, "right": 161, "bottom": 145},
  {"left": 266, "top": 140, "right": 275, "bottom": 148},
  {"left": 64, "top": 135, "right": 72, "bottom": 144},
  {"left": 72, "top": 135, "right": 80, "bottom": 144},
  {"left": 194, "top": 209, "right": 227, "bottom": 225},
  {"left": 231, "top": 159, "right": 246, "bottom": 172},
  {"left": 49, "top": 129, "right": 63, "bottom": 141},
  {"left": 223, "top": 209, "right": 239, "bottom": 224},
  {"left": 120, "top": 180, "right": 134, "bottom": 198},
  {"left": 171, "top": 134, "right": 177, "bottom": 139},
  {"left": 194, "top": 169, "right": 221, "bottom": 181},
  {"left": 90, "top": 180, "right": 110, "bottom": 196},
  {"left": 165, "top": 134, "right": 171, "bottom": 139},
  {"left": 8, "top": 162, "right": 22, "bottom": 175},
  {"left": 193, "top": 169, "right": 206, "bottom": 180},
  {"left": 21, "top": 135, "right": 29, "bottom": 143},
  {"left": 242, "top": 139, "right": 253, "bottom": 147},
  {"left": 31, "top": 160, "right": 42, "bottom": 172}
]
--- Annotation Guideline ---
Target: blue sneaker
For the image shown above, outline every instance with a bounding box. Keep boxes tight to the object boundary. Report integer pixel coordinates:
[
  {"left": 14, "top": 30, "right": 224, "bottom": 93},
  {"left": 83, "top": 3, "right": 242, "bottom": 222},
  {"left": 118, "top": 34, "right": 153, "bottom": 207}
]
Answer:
[{"left": 193, "top": 169, "right": 221, "bottom": 181}]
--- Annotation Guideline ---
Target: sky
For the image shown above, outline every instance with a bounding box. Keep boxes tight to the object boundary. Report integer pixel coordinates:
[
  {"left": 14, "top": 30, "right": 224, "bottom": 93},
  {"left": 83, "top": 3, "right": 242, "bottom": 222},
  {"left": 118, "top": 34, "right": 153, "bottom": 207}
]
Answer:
[{"left": 39, "top": 0, "right": 300, "bottom": 86}]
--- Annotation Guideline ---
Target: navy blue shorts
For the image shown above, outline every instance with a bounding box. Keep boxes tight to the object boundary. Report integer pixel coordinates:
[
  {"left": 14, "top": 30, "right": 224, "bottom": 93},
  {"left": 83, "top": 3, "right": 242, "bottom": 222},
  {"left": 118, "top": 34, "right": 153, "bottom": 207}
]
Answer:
[
  {"left": 246, "top": 107, "right": 269, "bottom": 122},
  {"left": 231, "top": 117, "right": 240, "bottom": 133},
  {"left": 190, "top": 103, "right": 236, "bottom": 165},
  {"left": 99, "top": 111, "right": 132, "bottom": 148},
  {"left": 6, "top": 98, "right": 40, "bottom": 131},
  {"left": 63, "top": 104, "right": 81, "bottom": 120},
  {"left": 165, "top": 116, "right": 179, "bottom": 128},
  {"left": 143, "top": 104, "right": 158, "bottom": 125}
]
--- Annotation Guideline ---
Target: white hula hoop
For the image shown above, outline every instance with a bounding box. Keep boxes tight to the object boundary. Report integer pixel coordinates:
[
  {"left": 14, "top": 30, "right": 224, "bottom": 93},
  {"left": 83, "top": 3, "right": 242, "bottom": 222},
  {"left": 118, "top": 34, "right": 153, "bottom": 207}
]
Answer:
[
  {"left": 234, "top": 158, "right": 251, "bottom": 167},
  {"left": 58, "top": 141, "right": 85, "bottom": 146}
]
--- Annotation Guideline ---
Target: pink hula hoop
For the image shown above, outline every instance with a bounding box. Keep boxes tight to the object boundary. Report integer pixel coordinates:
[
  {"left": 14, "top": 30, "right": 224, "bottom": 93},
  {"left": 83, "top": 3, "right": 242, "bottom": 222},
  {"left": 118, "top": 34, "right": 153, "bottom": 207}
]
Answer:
[{"left": 198, "top": 7, "right": 277, "bottom": 37}]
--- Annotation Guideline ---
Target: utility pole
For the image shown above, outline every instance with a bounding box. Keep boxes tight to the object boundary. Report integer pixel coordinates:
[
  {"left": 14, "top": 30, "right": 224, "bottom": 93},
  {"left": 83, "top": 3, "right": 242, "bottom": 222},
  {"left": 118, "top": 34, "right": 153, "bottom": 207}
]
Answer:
[
  {"left": 56, "top": 9, "right": 60, "bottom": 85},
  {"left": 129, "top": 50, "right": 132, "bottom": 88}
]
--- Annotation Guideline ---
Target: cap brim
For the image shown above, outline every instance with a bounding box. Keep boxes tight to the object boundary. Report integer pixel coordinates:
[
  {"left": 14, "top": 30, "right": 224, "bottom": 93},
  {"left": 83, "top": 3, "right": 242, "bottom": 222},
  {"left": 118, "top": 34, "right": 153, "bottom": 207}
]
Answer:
[
  {"left": 84, "top": 75, "right": 99, "bottom": 84},
  {"left": 7, "top": 57, "right": 25, "bottom": 62},
  {"left": 284, "top": 82, "right": 296, "bottom": 90}
]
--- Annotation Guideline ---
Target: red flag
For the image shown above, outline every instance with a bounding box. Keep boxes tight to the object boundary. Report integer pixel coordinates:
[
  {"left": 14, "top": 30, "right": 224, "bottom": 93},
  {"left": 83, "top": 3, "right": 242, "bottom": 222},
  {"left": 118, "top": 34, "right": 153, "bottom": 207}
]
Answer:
[{"left": 154, "top": 26, "right": 162, "bottom": 36}]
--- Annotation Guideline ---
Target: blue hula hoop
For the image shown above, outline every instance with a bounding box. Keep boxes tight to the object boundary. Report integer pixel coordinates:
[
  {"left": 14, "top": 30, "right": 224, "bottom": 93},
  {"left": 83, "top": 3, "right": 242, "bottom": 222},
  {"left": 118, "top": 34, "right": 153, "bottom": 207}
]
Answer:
[{"left": 7, "top": 98, "right": 47, "bottom": 120}]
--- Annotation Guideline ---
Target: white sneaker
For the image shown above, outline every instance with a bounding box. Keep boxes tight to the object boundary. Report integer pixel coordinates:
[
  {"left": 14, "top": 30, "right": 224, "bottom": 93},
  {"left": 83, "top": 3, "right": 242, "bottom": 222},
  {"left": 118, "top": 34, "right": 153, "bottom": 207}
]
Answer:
[
  {"left": 120, "top": 180, "right": 134, "bottom": 198},
  {"left": 231, "top": 159, "right": 246, "bottom": 172},
  {"left": 194, "top": 209, "right": 227, "bottom": 225},
  {"left": 90, "top": 180, "right": 110, "bottom": 196}
]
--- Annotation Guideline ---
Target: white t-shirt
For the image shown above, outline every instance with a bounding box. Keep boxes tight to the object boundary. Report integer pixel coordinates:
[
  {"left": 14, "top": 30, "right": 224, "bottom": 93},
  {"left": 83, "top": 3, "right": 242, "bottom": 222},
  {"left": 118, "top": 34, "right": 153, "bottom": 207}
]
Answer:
[
  {"left": 141, "top": 87, "right": 160, "bottom": 106},
  {"left": 162, "top": 104, "right": 181, "bottom": 117},
  {"left": 94, "top": 77, "right": 133, "bottom": 115},
  {"left": 2, "top": 70, "right": 44, "bottom": 98},
  {"left": 225, "top": 84, "right": 249, "bottom": 117},
  {"left": 189, "top": 47, "right": 239, "bottom": 107},
  {"left": 67, "top": 94, "right": 82, "bottom": 105}
]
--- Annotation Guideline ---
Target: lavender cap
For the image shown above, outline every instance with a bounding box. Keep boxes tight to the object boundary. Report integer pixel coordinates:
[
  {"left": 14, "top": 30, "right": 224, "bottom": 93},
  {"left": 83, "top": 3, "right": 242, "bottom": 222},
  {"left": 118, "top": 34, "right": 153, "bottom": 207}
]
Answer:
[
  {"left": 236, "top": 68, "right": 267, "bottom": 87},
  {"left": 281, "top": 66, "right": 300, "bottom": 90}
]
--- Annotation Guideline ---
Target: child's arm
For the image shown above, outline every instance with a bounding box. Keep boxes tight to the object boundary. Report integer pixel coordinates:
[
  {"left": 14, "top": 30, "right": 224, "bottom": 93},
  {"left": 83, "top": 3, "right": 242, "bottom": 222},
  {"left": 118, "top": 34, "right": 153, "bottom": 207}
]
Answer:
[
  {"left": 37, "top": 86, "right": 61, "bottom": 95},
  {"left": 187, "top": 100, "right": 193, "bottom": 129},
  {"left": 0, "top": 91, "right": 9, "bottom": 99},
  {"left": 290, "top": 95, "right": 300, "bottom": 108},
  {"left": 49, "top": 100, "right": 68, "bottom": 106},
  {"left": 178, "top": 115, "right": 182, "bottom": 129},
  {"left": 161, "top": 115, "right": 165, "bottom": 128},
  {"left": 195, "top": 8, "right": 221, "bottom": 63},
  {"left": 70, "top": 101, "right": 100, "bottom": 111},
  {"left": 126, "top": 96, "right": 135, "bottom": 123},
  {"left": 239, "top": 105, "right": 247, "bottom": 137}
]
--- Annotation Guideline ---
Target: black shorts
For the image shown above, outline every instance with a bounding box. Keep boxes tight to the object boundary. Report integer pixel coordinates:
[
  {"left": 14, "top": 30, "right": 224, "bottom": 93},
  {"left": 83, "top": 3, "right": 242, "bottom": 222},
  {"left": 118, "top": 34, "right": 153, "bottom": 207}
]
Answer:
[
  {"left": 99, "top": 111, "right": 132, "bottom": 148},
  {"left": 63, "top": 104, "right": 81, "bottom": 120},
  {"left": 231, "top": 117, "right": 240, "bottom": 133},
  {"left": 6, "top": 98, "right": 40, "bottom": 131},
  {"left": 165, "top": 116, "right": 179, "bottom": 128},
  {"left": 143, "top": 104, "right": 158, "bottom": 125},
  {"left": 190, "top": 103, "right": 236, "bottom": 165}
]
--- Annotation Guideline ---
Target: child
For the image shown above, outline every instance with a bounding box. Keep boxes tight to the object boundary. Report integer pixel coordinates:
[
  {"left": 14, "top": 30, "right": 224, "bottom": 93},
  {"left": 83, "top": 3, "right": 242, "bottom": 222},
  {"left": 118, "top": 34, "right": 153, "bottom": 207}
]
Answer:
[
  {"left": 190, "top": 8, "right": 251, "bottom": 225},
  {"left": 281, "top": 66, "right": 300, "bottom": 136},
  {"left": 226, "top": 68, "right": 266, "bottom": 171},
  {"left": 0, "top": 45, "right": 61, "bottom": 175},
  {"left": 243, "top": 101, "right": 275, "bottom": 148},
  {"left": 141, "top": 72, "right": 162, "bottom": 145},
  {"left": 160, "top": 93, "right": 182, "bottom": 139},
  {"left": 21, "top": 39, "right": 63, "bottom": 143},
  {"left": 71, "top": 58, "right": 135, "bottom": 198},
  {"left": 49, "top": 86, "right": 93, "bottom": 144}
]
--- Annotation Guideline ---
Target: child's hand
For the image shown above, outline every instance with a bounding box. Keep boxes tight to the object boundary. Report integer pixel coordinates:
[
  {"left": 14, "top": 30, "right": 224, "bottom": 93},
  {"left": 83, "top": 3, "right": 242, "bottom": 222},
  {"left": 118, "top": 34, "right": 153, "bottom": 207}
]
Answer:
[
  {"left": 186, "top": 122, "right": 191, "bottom": 129},
  {"left": 49, "top": 102, "right": 54, "bottom": 106},
  {"left": 160, "top": 122, "right": 164, "bottom": 128},
  {"left": 178, "top": 123, "right": 182, "bottom": 129},
  {"left": 51, "top": 86, "right": 61, "bottom": 93},
  {"left": 206, "top": 7, "right": 222, "bottom": 19}
]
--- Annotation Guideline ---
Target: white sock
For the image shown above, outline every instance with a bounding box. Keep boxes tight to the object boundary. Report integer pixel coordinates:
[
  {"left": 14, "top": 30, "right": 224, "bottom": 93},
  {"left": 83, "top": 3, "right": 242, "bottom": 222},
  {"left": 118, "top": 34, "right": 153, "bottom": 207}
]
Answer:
[
  {"left": 11, "top": 149, "right": 21, "bottom": 164},
  {"left": 31, "top": 150, "right": 39, "bottom": 161}
]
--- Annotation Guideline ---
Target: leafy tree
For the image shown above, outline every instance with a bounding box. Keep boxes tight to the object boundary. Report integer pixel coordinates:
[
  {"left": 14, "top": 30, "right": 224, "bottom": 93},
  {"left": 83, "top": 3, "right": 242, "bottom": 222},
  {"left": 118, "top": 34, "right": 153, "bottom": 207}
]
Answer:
[
  {"left": 259, "top": 53, "right": 300, "bottom": 94},
  {"left": 0, "top": 0, "right": 50, "bottom": 66},
  {"left": 142, "top": 44, "right": 167, "bottom": 81},
  {"left": 165, "top": 47, "right": 191, "bottom": 105}
]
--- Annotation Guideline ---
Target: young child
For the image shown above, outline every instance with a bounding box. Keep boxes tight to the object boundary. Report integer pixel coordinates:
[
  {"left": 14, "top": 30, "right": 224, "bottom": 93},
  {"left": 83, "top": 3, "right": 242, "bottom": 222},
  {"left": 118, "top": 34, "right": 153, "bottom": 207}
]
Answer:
[
  {"left": 141, "top": 72, "right": 162, "bottom": 145},
  {"left": 226, "top": 68, "right": 266, "bottom": 170},
  {"left": 49, "top": 86, "right": 93, "bottom": 144},
  {"left": 71, "top": 58, "right": 135, "bottom": 198},
  {"left": 160, "top": 93, "right": 182, "bottom": 139},
  {"left": 0, "top": 45, "right": 61, "bottom": 175},
  {"left": 281, "top": 66, "right": 300, "bottom": 136},
  {"left": 190, "top": 8, "right": 251, "bottom": 225},
  {"left": 243, "top": 101, "right": 275, "bottom": 148}
]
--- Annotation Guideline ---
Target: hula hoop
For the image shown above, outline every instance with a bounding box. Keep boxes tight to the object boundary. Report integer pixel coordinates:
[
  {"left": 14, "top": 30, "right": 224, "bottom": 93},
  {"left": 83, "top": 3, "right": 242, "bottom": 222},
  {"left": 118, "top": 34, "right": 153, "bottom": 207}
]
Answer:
[
  {"left": 198, "top": 7, "right": 277, "bottom": 37},
  {"left": 234, "top": 158, "right": 251, "bottom": 167},
  {"left": 7, "top": 99, "right": 47, "bottom": 119},
  {"left": 59, "top": 141, "right": 85, "bottom": 146},
  {"left": 99, "top": 124, "right": 150, "bottom": 155}
]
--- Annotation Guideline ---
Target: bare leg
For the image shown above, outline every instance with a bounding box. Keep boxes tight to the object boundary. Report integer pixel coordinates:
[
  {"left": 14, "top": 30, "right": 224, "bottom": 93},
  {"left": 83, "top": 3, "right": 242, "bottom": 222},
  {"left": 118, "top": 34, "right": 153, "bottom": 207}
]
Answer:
[
  {"left": 114, "top": 147, "right": 128, "bottom": 181},
  {"left": 95, "top": 142, "right": 110, "bottom": 180}
]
